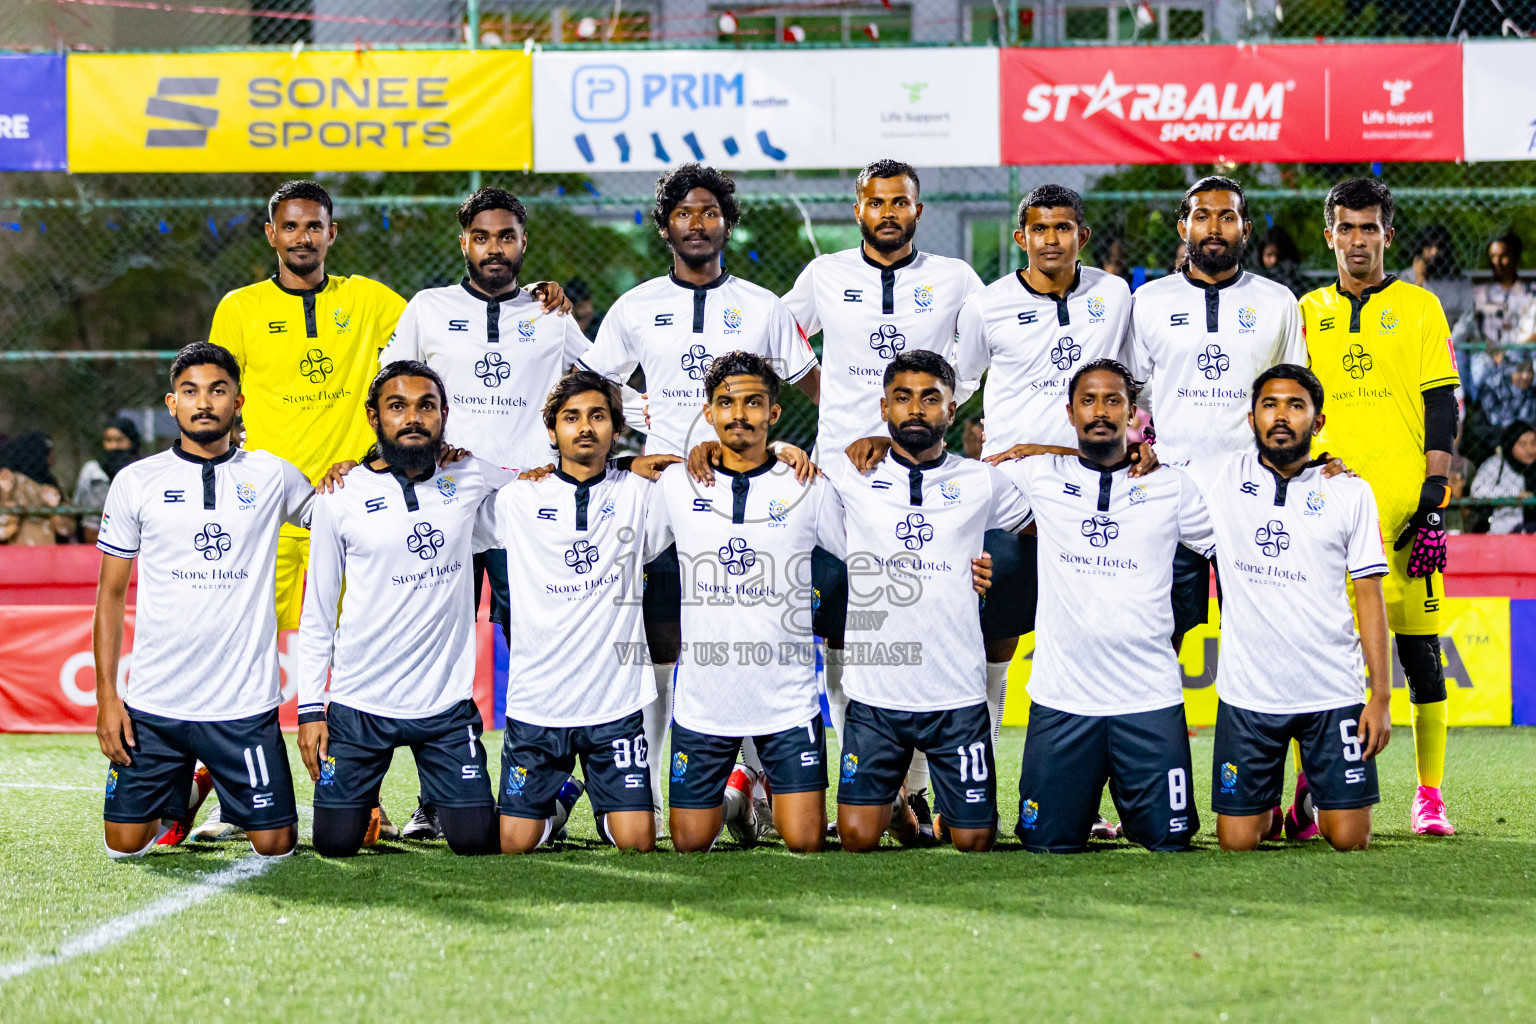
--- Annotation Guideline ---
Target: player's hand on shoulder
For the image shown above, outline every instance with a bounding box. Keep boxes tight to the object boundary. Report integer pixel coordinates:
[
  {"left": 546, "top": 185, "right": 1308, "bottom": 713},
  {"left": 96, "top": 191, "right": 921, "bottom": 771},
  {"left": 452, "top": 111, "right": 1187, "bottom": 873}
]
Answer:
[
  {"left": 439, "top": 446, "right": 472, "bottom": 467},
  {"left": 770, "top": 441, "right": 819, "bottom": 484},
  {"left": 846, "top": 436, "right": 891, "bottom": 472},
  {"left": 518, "top": 463, "right": 556, "bottom": 481},
  {"left": 1128, "top": 441, "right": 1161, "bottom": 477},
  {"left": 317, "top": 460, "right": 358, "bottom": 494},
  {"left": 1315, "top": 452, "right": 1355, "bottom": 478},
  {"left": 688, "top": 441, "right": 723, "bottom": 485},
  {"left": 983, "top": 444, "right": 1073, "bottom": 465},
  {"left": 631, "top": 454, "right": 683, "bottom": 481},
  {"left": 971, "top": 552, "right": 994, "bottom": 595},
  {"left": 528, "top": 281, "right": 573, "bottom": 316}
]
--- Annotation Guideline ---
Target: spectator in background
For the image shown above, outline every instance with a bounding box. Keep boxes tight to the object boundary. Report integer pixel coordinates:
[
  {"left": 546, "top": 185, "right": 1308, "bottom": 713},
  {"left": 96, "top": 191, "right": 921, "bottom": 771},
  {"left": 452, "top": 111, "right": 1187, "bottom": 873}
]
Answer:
[
  {"left": 0, "top": 431, "right": 74, "bottom": 545},
  {"left": 1480, "top": 359, "right": 1536, "bottom": 433},
  {"left": 1256, "top": 226, "right": 1308, "bottom": 296},
  {"left": 565, "top": 277, "right": 602, "bottom": 340},
  {"left": 1470, "top": 233, "right": 1532, "bottom": 399},
  {"left": 1096, "top": 237, "right": 1132, "bottom": 283},
  {"left": 961, "top": 415, "right": 984, "bottom": 460},
  {"left": 73, "top": 417, "right": 143, "bottom": 544},
  {"left": 1404, "top": 224, "right": 1475, "bottom": 345},
  {"left": 1471, "top": 421, "right": 1536, "bottom": 534}
]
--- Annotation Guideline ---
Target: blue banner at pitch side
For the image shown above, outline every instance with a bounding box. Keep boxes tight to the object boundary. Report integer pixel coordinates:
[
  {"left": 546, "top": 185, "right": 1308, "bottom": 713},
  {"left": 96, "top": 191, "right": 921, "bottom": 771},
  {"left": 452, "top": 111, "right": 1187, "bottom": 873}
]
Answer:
[{"left": 0, "top": 54, "right": 66, "bottom": 170}]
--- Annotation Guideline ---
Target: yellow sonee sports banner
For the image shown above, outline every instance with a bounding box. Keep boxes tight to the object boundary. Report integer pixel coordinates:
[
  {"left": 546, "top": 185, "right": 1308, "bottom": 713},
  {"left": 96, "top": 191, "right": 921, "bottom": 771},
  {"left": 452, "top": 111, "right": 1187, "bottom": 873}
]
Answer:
[
  {"left": 1002, "top": 596, "right": 1513, "bottom": 728},
  {"left": 68, "top": 51, "right": 531, "bottom": 172}
]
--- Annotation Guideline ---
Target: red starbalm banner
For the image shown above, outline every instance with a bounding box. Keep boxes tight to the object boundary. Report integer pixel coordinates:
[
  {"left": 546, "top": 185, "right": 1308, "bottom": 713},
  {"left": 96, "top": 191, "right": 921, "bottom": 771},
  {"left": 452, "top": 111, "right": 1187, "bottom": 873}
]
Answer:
[{"left": 1000, "top": 43, "right": 1463, "bottom": 165}]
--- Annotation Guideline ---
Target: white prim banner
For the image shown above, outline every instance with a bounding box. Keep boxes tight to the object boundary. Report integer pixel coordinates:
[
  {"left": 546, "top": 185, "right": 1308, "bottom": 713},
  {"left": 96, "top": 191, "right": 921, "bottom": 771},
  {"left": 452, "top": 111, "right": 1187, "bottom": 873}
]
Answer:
[
  {"left": 533, "top": 48, "right": 1000, "bottom": 172},
  {"left": 1463, "top": 41, "right": 1536, "bottom": 162}
]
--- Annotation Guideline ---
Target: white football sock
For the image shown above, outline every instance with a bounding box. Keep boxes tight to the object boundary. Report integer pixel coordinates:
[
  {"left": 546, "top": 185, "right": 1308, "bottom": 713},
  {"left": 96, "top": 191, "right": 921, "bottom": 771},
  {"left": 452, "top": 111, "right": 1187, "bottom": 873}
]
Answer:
[
  {"left": 741, "top": 736, "right": 765, "bottom": 775},
  {"left": 985, "top": 661, "right": 1009, "bottom": 743},
  {"left": 905, "top": 751, "right": 929, "bottom": 795},
  {"left": 823, "top": 643, "right": 848, "bottom": 747},
  {"left": 645, "top": 664, "right": 674, "bottom": 815},
  {"left": 105, "top": 823, "right": 168, "bottom": 859}
]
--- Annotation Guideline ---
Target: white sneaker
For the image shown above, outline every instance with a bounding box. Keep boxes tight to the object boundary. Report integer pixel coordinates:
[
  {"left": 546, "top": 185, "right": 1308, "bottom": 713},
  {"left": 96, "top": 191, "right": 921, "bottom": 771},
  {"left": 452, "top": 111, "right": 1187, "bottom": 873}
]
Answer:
[{"left": 188, "top": 805, "right": 246, "bottom": 842}]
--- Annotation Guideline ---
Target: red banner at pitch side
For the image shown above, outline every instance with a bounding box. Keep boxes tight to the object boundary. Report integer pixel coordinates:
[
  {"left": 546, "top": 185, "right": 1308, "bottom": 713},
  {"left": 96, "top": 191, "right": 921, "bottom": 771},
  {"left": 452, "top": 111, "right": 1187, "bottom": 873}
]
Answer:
[{"left": 1001, "top": 43, "right": 1462, "bottom": 165}]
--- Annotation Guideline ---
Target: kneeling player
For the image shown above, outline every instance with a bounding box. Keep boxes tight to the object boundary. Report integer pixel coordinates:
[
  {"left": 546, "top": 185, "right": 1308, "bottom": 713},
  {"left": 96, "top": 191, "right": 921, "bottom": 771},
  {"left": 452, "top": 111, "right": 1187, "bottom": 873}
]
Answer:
[
  {"left": 992, "top": 360, "right": 1212, "bottom": 853},
  {"left": 1182, "top": 366, "right": 1391, "bottom": 852},
  {"left": 94, "top": 343, "right": 310, "bottom": 859},
  {"left": 297, "top": 362, "right": 504, "bottom": 857},
  {"left": 481, "top": 371, "right": 677, "bottom": 853}
]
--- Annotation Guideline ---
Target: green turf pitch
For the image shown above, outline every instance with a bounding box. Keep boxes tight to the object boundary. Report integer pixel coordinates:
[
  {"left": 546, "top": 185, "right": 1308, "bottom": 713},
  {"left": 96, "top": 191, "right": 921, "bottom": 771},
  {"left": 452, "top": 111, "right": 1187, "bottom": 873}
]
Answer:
[{"left": 1, "top": 728, "right": 1532, "bottom": 1023}]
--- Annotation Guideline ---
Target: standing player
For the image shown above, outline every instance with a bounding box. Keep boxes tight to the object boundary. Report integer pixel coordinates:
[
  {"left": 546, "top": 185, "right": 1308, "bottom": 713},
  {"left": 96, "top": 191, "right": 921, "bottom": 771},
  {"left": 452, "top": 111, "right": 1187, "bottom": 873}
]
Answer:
[
  {"left": 295, "top": 362, "right": 506, "bottom": 857},
  {"left": 1128, "top": 176, "right": 1304, "bottom": 650},
  {"left": 1299, "top": 178, "right": 1460, "bottom": 837},
  {"left": 991, "top": 359, "right": 1212, "bottom": 853},
  {"left": 779, "top": 159, "right": 984, "bottom": 830},
  {"left": 825, "top": 351, "right": 1032, "bottom": 853},
  {"left": 1182, "top": 366, "right": 1392, "bottom": 851},
  {"left": 481, "top": 371, "right": 677, "bottom": 853},
  {"left": 93, "top": 343, "right": 311, "bottom": 859},
  {"left": 578, "top": 163, "right": 820, "bottom": 830},
  {"left": 648, "top": 352, "right": 845, "bottom": 853}
]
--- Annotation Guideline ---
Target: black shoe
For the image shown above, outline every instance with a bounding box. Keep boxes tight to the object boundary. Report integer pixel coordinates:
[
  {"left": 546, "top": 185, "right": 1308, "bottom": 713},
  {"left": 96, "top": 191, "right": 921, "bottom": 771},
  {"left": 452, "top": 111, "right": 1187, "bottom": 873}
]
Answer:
[
  {"left": 401, "top": 798, "right": 442, "bottom": 841},
  {"left": 907, "top": 790, "right": 940, "bottom": 848}
]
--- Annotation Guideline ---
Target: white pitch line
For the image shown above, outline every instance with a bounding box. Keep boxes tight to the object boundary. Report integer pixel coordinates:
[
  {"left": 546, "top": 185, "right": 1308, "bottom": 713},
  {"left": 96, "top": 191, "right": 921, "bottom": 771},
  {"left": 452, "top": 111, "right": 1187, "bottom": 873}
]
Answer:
[
  {"left": 0, "top": 855, "right": 274, "bottom": 983},
  {"left": 0, "top": 783, "right": 99, "bottom": 791}
]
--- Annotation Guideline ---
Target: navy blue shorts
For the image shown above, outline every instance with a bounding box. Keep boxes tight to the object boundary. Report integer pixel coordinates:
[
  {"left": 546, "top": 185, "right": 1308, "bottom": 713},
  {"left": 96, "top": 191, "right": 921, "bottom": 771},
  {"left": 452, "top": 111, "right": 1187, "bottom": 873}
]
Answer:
[
  {"left": 1171, "top": 546, "right": 1213, "bottom": 645},
  {"left": 315, "top": 699, "right": 493, "bottom": 810},
  {"left": 979, "top": 528, "right": 1037, "bottom": 640},
  {"left": 1211, "top": 701, "right": 1380, "bottom": 816},
  {"left": 1015, "top": 702, "right": 1197, "bottom": 853},
  {"left": 668, "top": 717, "right": 827, "bottom": 809},
  {"left": 811, "top": 546, "right": 848, "bottom": 645},
  {"left": 499, "top": 711, "right": 653, "bottom": 819},
  {"left": 103, "top": 707, "right": 296, "bottom": 832},
  {"left": 837, "top": 699, "right": 996, "bottom": 830},
  {"left": 643, "top": 543, "right": 683, "bottom": 626}
]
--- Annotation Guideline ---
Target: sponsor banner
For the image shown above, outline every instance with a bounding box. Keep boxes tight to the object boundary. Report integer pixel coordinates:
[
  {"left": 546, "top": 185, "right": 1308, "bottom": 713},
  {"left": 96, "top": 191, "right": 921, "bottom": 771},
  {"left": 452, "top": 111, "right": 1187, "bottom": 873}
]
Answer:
[
  {"left": 533, "top": 49, "right": 999, "bottom": 172},
  {"left": 0, "top": 608, "right": 495, "bottom": 732},
  {"left": 1000, "top": 43, "right": 1462, "bottom": 165},
  {"left": 1463, "top": 41, "right": 1536, "bottom": 162},
  {"left": 1003, "top": 596, "right": 1513, "bottom": 727},
  {"left": 68, "top": 51, "right": 531, "bottom": 173},
  {"left": 0, "top": 54, "right": 67, "bottom": 171}
]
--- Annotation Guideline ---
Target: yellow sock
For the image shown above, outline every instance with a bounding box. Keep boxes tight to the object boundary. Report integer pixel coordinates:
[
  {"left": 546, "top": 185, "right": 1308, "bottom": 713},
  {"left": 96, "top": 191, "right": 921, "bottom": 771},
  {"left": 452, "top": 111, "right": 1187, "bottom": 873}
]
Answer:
[
  {"left": 1291, "top": 739, "right": 1303, "bottom": 774},
  {"left": 1411, "top": 700, "right": 1448, "bottom": 789}
]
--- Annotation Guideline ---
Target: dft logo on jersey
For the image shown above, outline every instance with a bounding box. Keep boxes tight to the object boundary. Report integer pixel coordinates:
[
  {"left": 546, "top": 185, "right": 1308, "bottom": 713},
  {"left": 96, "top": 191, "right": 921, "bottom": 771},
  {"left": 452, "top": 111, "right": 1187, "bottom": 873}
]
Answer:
[
  {"left": 1255, "top": 520, "right": 1290, "bottom": 557},
  {"left": 913, "top": 285, "right": 934, "bottom": 310},
  {"left": 681, "top": 344, "right": 714, "bottom": 381},
  {"left": 476, "top": 351, "right": 511, "bottom": 387},
  {"left": 333, "top": 308, "right": 351, "bottom": 333},
  {"left": 895, "top": 512, "right": 934, "bottom": 551},
  {"left": 719, "top": 537, "right": 757, "bottom": 576},
  {"left": 565, "top": 539, "right": 600, "bottom": 574},
  {"left": 1196, "top": 343, "right": 1230, "bottom": 380},
  {"left": 437, "top": 475, "right": 457, "bottom": 499},
  {"left": 194, "top": 523, "right": 232, "bottom": 561},
  {"left": 1081, "top": 514, "right": 1119, "bottom": 547},
  {"left": 1343, "top": 344, "right": 1373, "bottom": 379},
  {"left": 1237, "top": 306, "right": 1257, "bottom": 331},
  {"left": 1379, "top": 308, "right": 1398, "bottom": 332},
  {"left": 299, "top": 348, "right": 333, "bottom": 384},
  {"left": 1049, "top": 336, "right": 1082, "bottom": 371},
  {"left": 517, "top": 318, "right": 536, "bottom": 340},
  {"left": 870, "top": 323, "right": 905, "bottom": 359},
  {"left": 939, "top": 480, "right": 962, "bottom": 503},
  {"left": 1128, "top": 483, "right": 1148, "bottom": 505},
  {"left": 768, "top": 499, "right": 789, "bottom": 524},
  {"left": 1305, "top": 490, "right": 1326, "bottom": 515},
  {"left": 1086, "top": 295, "right": 1106, "bottom": 321},
  {"left": 723, "top": 307, "right": 743, "bottom": 334},
  {"left": 236, "top": 482, "right": 256, "bottom": 507},
  {"left": 407, "top": 522, "right": 446, "bottom": 560}
]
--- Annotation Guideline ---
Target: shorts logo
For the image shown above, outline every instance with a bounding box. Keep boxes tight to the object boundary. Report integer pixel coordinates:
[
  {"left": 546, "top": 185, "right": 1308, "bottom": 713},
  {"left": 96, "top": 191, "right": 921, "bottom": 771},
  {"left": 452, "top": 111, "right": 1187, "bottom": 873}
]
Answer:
[
  {"left": 317, "top": 756, "right": 336, "bottom": 786},
  {"left": 1049, "top": 336, "right": 1082, "bottom": 371},
  {"left": 437, "top": 475, "right": 457, "bottom": 499},
  {"left": 105, "top": 768, "right": 118, "bottom": 799},
  {"left": 565, "top": 538, "right": 600, "bottom": 574},
  {"left": 895, "top": 512, "right": 933, "bottom": 551},
  {"left": 1020, "top": 799, "right": 1039, "bottom": 828},
  {"left": 839, "top": 752, "right": 858, "bottom": 784},
  {"left": 333, "top": 308, "right": 351, "bottom": 333},
  {"left": 1196, "top": 343, "right": 1230, "bottom": 380},
  {"left": 914, "top": 285, "right": 934, "bottom": 309},
  {"left": 476, "top": 351, "right": 511, "bottom": 387},
  {"left": 767, "top": 499, "right": 789, "bottom": 523},
  {"left": 1237, "top": 306, "right": 1257, "bottom": 330},
  {"left": 236, "top": 482, "right": 256, "bottom": 506},
  {"left": 681, "top": 344, "right": 714, "bottom": 381},
  {"left": 1219, "top": 762, "right": 1238, "bottom": 794},
  {"left": 1254, "top": 519, "right": 1291, "bottom": 557},
  {"left": 1344, "top": 766, "right": 1366, "bottom": 784},
  {"left": 1081, "top": 514, "right": 1119, "bottom": 548},
  {"left": 723, "top": 307, "right": 744, "bottom": 332},
  {"left": 670, "top": 751, "right": 688, "bottom": 782},
  {"left": 407, "top": 522, "right": 446, "bottom": 560},
  {"left": 506, "top": 765, "right": 528, "bottom": 795},
  {"left": 1379, "top": 308, "right": 1398, "bottom": 332},
  {"left": 1128, "top": 483, "right": 1147, "bottom": 505},
  {"left": 517, "top": 318, "right": 536, "bottom": 340},
  {"left": 299, "top": 348, "right": 333, "bottom": 384},
  {"left": 869, "top": 323, "right": 906, "bottom": 359},
  {"left": 719, "top": 537, "right": 757, "bottom": 576},
  {"left": 193, "top": 523, "right": 232, "bottom": 561},
  {"left": 1343, "top": 343, "right": 1373, "bottom": 379},
  {"left": 939, "top": 480, "right": 961, "bottom": 502},
  {"left": 1305, "top": 489, "right": 1325, "bottom": 515},
  {"left": 1086, "top": 295, "right": 1106, "bottom": 319}
]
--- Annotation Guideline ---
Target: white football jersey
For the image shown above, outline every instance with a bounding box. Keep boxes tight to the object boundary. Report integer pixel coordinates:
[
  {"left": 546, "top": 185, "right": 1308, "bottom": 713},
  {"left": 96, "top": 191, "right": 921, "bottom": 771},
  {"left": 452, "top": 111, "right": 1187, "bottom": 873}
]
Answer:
[
  {"left": 296, "top": 458, "right": 510, "bottom": 722},
  {"left": 995, "top": 456, "right": 1214, "bottom": 716},
  {"left": 1181, "top": 452, "right": 1389, "bottom": 714},
  {"left": 782, "top": 248, "right": 984, "bottom": 458},
  {"left": 478, "top": 468, "right": 660, "bottom": 727},
  {"left": 579, "top": 271, "right": 817, "bottom": 457},
  {"left": 823, "top": 450, "right": 1031, "bottom": 713},
  {"left": 381, "top": 281, "right": 592, "bottom": 471},
  {"left": 954, "top": 265, "right": 1133, "bottom": 455},
  {"left": 96, "top": 444, "right": 314, "bottom": 721},
  {"left": 647, "top": 460, "right": 846, "bottom": 737},
  {"left": 1129, "top": 270, "right": 1304, "bottom": 464}
]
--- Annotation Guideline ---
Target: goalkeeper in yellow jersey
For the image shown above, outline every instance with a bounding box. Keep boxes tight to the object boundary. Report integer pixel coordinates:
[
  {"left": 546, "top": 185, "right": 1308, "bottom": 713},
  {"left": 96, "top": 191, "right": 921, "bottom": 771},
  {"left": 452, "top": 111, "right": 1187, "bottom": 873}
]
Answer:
[{"left": 1299, "top": 178, "right": 1460, "bottom": 838}]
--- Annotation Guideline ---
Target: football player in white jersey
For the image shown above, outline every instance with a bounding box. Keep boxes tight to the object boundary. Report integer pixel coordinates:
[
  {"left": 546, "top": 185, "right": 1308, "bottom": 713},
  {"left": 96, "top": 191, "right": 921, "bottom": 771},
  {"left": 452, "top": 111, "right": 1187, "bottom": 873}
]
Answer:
[
  {"left": 779, "top": 159, "right": 985, "bottom": 836},
  {"left": 579, "top": 164, "right": 820, "bottom": 831},
  {"left": 825, "top": 350, "right": 1032, "bottom": 853},
  {"left": 1128, "top": 176, "right": 1305, "bottom": 650},
  {"left": 1181, "top": 366, "right": 1391, "bottom": 852},
  {"left": 990, "top": 360, "right": 1213, "bottom": 852},
  {"left": 94, "top": 343, "right": 312, "bottom": 859},
  {"left": 296, "top": 362, "right": 508, "bottom": 857}
]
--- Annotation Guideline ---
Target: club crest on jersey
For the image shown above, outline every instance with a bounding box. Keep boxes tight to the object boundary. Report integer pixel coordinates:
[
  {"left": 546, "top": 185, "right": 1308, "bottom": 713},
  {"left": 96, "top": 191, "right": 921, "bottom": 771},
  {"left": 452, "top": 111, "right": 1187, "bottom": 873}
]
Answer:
[
  {"left": 1049, "top": 336, "right": 1082, "bottom": 371},
  {"left": 407, "top": 522, "right": 446, "bottom": 560},
  {"left": 1305, "top": 490, "right": 1326, "bottom": 515},
  {"left": 1081, "top": 514, "right": 1119, "bottom": 548},
  {"left": 1255, "top": 520, "right": 1290, "bottom": 557},
  {"left": 839, "top": 753, "right": 858, "bottom": 784},
  {"left": 333, "top": 308, "right": 351, "bottom": 333},
  {"left": 719, "top": 537, "right": 757, "bottom": 575},
  {"left": 565, "top": 539, "right": 599, "bottom": 574},
  {"left": 476, "top": 351, "right": 511, "bottom": 387},
  {"left": 1128, "top": 483, "right": 1148, "bottom": 505},
  {"left": 518, "top": 318, "right": 536, "bottom": 340},
  {"left": 506, "top": 765, "right": 528, "bottom": 795},
  {"left": 869, "top": 323, "right": 906, "bottom": 359},
  {"left": 1220, "top": 762, "right": 1238, "bottom": 793},
  {"left": 1196, "top": 343, "right": 1230, "bottom": 380},
  {"left": 599, "top": 499, "right": 616, "bottom": 523},
  {"left": 723, "top": 307, "right": 744, "bottom": 333},
  {"left": 1086, "top": 295, "right": 1106, "bottom": 321},
  {"left": 681, "top": 344, "right": 714, "bottom": 381},
  {"left": 1343, "top": 343, "right": 1373, "bottom": 379},
  {"left": 299, "top": 348, "right": 333, "bottom": 384},
  {"left": 437, "top": 475, "right": 457, "bottom": 499},
  {"left": 236, "top": 482, "right": 256, "bottom": 506},
  {"left": 1379, "top": 308, "right": 1398, "bottom": 332},
  {"left": 1020, "top": 799, "right": 1039, "bottom": 828},
  {"left": 194, "top": 523, "right": 232, "bottom": 561},
  {"left": 318, "top": 756, "right": 336, "bottom": 786},
  {"left": 105, "top": 768, "right": 118, "bottom": 799},
  {"left": 670, "top": 752, "right": 688, "bottom": 782},
  {"left": 895, "top": 512, "right": 934, "bottom": 551},
  {"left": 914, "top": 285, "right": 934, "bottom": 310},
  {"left": 768, "top": 499, "right": 789, "bottom": 523},
  {"left": 939, "top": 480, "right": 961, "bottom": 503}
]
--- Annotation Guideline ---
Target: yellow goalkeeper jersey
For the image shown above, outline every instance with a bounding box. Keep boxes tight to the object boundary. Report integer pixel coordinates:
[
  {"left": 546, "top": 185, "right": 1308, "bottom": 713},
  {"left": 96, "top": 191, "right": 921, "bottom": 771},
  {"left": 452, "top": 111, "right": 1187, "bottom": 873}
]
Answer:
[
  {"left": 209, "top": 274, "right": 406, "bottom": 482},
  {"left": 1300, "top": 275, "right": 1459, "bottom": 533}
]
